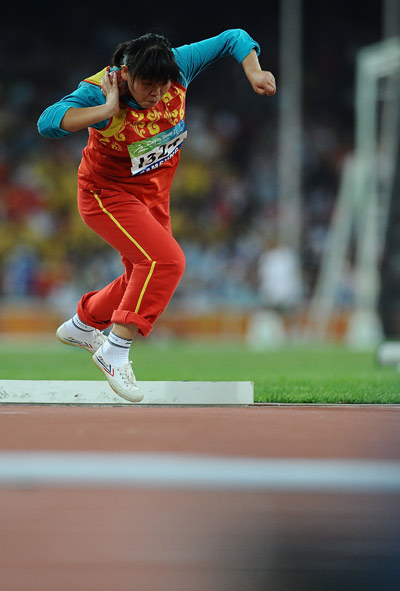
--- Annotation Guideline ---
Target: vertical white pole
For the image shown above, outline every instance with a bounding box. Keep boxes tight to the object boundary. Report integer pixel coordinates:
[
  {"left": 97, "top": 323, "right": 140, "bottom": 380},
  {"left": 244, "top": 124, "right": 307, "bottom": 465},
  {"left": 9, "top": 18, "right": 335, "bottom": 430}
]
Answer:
[
  {"left": 277, "top": 0, "right": 303, "bottom": 250},
  {"left": 383, "top": 0, "right": 400, "bottom": 39}
]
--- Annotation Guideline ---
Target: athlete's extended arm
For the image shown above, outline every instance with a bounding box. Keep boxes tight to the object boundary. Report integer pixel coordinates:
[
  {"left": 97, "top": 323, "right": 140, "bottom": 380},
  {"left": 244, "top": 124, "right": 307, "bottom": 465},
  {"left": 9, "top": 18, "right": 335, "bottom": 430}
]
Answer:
[
  {"left": 60, "top": 71, "right": 120, "bottom": 132},
  {"left": 242, "top": 49, "right": 276, "bottom": 96}
]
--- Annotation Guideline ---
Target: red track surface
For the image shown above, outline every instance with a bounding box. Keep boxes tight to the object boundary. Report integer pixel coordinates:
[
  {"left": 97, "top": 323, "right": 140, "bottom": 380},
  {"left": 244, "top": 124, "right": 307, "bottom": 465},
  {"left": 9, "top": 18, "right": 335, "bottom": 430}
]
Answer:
[{"left": 0, "top": 404, "right": 399, "bottom": 590}]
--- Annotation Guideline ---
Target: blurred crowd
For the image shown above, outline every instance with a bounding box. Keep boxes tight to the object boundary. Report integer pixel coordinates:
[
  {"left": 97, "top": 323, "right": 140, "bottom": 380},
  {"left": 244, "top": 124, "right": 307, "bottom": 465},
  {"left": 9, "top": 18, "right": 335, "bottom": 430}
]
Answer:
[{"left": 0, "top": 3, "right": 382, "bottom": 320}]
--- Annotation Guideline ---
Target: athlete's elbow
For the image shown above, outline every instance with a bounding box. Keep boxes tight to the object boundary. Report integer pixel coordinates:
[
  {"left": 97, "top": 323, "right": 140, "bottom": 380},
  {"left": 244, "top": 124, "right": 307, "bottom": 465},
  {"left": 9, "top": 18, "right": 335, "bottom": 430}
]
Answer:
[
  {"left": 37, "top": 106, "right": 72, "bottom": 139},
  {"left": 37, "top": 118, "right": 52, "bottom": 138},
  {"left": 37, "top": 117, "right": 70, "bottom": 139}
]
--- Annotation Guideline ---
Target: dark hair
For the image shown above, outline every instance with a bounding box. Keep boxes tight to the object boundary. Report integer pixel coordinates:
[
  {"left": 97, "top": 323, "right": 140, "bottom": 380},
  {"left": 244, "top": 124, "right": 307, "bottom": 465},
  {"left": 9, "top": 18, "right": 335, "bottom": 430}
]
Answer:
[{"left": 112, "top": 33, "right": 180, "bottom": 83}]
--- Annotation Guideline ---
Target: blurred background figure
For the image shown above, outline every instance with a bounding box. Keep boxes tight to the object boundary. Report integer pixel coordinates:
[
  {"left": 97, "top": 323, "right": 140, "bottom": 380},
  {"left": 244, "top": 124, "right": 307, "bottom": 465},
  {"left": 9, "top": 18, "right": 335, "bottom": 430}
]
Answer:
[
  {"left": 258, "top": 237, "right": 304, "bottom": 312},
  {"left": 246, "top": 236, "right": 304, "bottom": 347}
]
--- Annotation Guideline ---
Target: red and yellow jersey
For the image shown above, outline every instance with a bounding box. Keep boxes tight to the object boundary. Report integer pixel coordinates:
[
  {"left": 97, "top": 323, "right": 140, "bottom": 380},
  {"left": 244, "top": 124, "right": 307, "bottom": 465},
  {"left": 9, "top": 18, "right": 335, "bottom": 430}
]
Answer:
[{"left": 78, "top": 69, "right": 187, "bottom": 206}]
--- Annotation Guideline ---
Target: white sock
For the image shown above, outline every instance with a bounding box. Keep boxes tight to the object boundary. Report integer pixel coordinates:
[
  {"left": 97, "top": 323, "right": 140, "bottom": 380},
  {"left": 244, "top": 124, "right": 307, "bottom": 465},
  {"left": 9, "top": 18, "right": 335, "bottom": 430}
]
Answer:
[
  {"left": 101, "top": 331, "right": 132, "bottom": 367},
  {"left": 64, "top": 314, "right": 95, "bottom": 341}
]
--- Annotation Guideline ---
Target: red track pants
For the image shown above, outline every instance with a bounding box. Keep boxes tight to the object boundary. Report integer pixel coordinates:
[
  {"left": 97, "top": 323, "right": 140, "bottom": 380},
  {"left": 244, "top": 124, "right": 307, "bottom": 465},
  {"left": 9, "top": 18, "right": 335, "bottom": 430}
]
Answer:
[{"left": 76, "top": 187, "right": 185, "bottom": 336}]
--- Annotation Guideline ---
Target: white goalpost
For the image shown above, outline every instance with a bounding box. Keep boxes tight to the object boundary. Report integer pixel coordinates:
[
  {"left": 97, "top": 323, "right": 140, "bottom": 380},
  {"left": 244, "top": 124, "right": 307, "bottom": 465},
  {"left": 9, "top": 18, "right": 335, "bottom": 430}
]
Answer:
[{"left": 305, "top": 37, "right": 400, "bottom": 346}]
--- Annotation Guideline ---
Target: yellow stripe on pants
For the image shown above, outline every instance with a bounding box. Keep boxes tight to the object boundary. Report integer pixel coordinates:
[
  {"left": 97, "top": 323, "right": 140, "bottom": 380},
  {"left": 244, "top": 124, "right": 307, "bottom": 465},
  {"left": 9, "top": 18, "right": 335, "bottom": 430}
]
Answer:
[
  {"left": 92, "top": 192, "right": 152, "bottom": 261},
  {"left": 135, "top": 261, "right": 156, "bottom": 313},
  {"left": 92, "top": 191, "right": 156, "bottom": 314}
]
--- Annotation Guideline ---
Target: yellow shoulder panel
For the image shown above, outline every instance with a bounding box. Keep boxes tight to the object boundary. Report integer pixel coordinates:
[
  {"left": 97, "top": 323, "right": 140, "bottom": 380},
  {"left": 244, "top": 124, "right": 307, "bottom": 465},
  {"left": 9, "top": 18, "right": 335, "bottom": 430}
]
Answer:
[{"left": 83, "top": 67, "right": 108, "bottom": 86}]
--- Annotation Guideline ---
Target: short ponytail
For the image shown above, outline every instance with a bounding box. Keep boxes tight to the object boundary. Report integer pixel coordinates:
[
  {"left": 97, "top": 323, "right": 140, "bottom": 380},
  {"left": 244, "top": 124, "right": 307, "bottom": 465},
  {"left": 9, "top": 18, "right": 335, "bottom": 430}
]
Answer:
[{"left": 112, "top": 41, "right": 130, "bottom": 67}]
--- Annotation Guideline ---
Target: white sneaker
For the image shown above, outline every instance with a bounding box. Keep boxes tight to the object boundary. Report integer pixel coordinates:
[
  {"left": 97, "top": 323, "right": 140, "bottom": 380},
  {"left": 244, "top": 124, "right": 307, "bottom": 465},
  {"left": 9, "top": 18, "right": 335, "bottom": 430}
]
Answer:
[
  {"left": 93, "top": 346, "right": 143, "bottom": 403},
  {"left": 56, "top": 322, "right": 107, "bottom": 354}
]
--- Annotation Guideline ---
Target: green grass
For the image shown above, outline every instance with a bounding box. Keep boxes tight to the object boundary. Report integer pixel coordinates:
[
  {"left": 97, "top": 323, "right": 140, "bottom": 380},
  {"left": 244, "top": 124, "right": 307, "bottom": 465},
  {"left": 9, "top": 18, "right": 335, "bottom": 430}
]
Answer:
[{"left": 0, "top": 338, "right": 399, "bottom": 404}]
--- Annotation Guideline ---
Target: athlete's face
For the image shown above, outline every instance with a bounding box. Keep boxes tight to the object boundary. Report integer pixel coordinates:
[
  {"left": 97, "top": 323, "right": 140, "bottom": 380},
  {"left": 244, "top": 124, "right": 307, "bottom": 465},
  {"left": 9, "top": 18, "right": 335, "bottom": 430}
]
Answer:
[{"left": 121, "top": 67, "right": 171, "bottom": 108}]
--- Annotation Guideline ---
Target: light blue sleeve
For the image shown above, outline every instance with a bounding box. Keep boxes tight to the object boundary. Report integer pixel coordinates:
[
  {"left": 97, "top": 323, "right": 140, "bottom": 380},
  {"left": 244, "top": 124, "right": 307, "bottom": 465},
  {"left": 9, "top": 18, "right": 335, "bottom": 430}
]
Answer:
[
  {"left": 173, "top": 29, "right": 260, "bottom": 88},
  {"left": 37, "top": 82, "right": 108, "bottom": 139}
]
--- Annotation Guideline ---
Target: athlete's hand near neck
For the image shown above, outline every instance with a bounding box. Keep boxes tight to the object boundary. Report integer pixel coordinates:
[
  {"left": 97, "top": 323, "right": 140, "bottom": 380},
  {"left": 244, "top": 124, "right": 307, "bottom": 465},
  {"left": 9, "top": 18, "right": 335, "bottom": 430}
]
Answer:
[{"left": 60, "top": 70, "right": 120, "bottom": 133}]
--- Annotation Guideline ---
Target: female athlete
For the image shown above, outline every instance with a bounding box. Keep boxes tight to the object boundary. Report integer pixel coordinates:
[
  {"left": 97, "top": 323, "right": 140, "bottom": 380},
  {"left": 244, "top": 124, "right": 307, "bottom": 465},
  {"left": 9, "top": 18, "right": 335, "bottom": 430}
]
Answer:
[{"left": 38, "top": 29, "right": 276, "bottom": 401}]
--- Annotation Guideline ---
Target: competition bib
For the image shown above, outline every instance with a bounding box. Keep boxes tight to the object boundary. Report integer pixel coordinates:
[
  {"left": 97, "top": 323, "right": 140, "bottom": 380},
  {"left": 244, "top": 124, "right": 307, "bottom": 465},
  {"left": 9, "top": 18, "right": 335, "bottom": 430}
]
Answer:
[{"left": 127, "top": 119, "right": 187, "bottom": 176}]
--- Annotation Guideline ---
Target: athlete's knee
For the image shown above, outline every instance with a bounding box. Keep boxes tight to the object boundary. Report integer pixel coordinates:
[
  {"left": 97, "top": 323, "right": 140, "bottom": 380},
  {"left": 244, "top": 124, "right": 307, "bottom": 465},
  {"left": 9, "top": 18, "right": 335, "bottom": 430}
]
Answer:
[
  {"left": 174, "top": 246, "right": 186, "bottom": 276},
  {"left": 167, "top": 248, "right": 185, "bottom": 281}
]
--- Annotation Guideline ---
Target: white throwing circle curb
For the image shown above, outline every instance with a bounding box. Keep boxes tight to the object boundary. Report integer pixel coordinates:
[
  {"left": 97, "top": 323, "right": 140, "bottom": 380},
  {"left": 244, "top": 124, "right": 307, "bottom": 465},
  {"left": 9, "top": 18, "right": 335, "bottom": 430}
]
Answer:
[{"left": 0, "top": 380, "right": 254, "bottom": 405}]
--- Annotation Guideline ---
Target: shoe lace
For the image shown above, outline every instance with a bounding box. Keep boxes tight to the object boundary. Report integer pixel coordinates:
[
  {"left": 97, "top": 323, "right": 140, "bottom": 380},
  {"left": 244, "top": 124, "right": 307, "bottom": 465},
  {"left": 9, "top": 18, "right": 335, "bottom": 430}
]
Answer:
[
  {"left": 93, "top": 330, "right": 106, "bottom": 345},
  {"left": 118, "top": 361, "right": 136, "bottom": 386}
]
